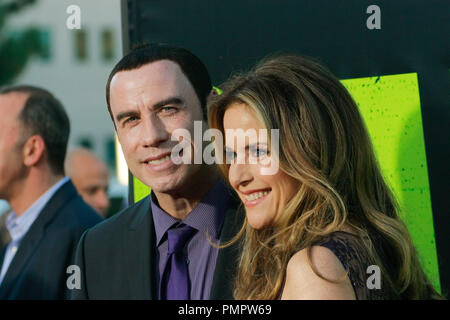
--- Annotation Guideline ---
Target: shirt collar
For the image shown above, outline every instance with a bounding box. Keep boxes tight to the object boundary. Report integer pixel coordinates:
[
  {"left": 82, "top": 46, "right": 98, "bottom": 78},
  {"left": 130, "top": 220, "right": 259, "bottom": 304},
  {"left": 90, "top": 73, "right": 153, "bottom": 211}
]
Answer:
[
  {"left": 6, "top": 177, "right": 69, "bottom": 241},
  {"left": 151, "top": 179, "right": 231, "bottom": 246}
]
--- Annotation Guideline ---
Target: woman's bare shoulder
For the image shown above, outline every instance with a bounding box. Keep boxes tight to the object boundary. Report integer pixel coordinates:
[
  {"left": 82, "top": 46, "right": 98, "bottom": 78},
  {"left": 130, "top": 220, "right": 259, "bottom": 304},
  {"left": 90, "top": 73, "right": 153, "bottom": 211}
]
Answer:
[{"left": 281, "top": 245, "right": 356, "bottom": 300}]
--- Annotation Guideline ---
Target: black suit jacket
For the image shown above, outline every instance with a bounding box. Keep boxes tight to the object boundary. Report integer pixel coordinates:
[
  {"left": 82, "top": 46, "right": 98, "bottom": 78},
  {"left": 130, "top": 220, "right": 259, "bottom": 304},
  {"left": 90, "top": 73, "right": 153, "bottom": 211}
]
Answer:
[
  {"left": 0, "top": 180, "right": 102, "bottom": 299},
  {"left": 71, "top": 192, "right": 244, "bottom": 300}
]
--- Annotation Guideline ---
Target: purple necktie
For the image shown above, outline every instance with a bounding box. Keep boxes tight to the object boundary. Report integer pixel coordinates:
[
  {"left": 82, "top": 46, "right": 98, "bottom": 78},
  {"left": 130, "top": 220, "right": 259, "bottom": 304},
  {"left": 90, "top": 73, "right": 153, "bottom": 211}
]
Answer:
[{"left": 159, "top": 223, "right": 196, "bottom": 300}]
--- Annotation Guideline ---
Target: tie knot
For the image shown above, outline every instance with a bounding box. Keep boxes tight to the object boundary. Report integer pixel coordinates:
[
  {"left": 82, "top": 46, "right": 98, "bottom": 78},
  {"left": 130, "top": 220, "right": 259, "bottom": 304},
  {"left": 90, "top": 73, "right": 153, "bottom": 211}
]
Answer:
[{"left": 167, "top": 224, "right": 196, "bottom": 254}]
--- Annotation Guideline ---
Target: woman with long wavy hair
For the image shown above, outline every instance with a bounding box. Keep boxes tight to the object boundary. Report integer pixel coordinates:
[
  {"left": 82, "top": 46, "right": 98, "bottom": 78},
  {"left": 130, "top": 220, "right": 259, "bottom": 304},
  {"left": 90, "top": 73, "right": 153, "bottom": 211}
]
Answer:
[{"left": 208, "top": 54, "right": 442, "bottom": 299}]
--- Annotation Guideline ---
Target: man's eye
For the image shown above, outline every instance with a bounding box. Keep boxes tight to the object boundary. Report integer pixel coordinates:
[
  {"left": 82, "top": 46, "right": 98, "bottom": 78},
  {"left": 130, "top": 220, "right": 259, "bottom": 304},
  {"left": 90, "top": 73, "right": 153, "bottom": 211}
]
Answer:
[
  {"left": 160, "top": 106, "right": 177, "bottom": 114},
  {"left": 124, "top": 116, "right": 138, "bottom": 124},
  {"left": 86, "top": 188, "right": 97, "bottom": 195}
]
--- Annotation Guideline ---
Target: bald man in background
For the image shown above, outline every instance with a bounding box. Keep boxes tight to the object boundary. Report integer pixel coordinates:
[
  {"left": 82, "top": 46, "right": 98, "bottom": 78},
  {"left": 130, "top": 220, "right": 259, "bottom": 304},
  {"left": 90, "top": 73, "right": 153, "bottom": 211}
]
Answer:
[{"left": 65, "top": 149, "right": 110, "bottom": 217}]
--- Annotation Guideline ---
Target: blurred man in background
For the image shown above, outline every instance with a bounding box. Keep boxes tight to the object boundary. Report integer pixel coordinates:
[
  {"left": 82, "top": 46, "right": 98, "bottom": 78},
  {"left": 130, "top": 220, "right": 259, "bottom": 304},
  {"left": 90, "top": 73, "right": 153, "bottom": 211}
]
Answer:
[
  {"left": 0, "top": 201, "right": 11, "bottom": 247},
  {"left": 65, "top": 148, "right": 110, "bottom": 217},
  {"left": 0, "top": 85, "right": 102, "bottom": 299}
]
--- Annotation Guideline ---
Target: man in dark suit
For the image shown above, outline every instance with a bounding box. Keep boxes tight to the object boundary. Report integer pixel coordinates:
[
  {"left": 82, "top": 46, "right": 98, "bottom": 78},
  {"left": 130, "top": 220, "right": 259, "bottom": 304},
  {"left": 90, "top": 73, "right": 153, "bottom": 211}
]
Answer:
[
  {"left": 71, "top": 44, "right": 244, "bottom": 300},
  {"left": 0, "top": 85, "right": 102, "bottom": 299}
]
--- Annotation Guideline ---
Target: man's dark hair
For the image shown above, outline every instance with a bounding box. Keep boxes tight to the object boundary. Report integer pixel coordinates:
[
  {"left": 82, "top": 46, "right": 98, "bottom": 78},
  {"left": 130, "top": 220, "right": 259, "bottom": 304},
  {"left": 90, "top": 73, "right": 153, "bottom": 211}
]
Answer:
[
  {"left": 0, "top": 85, "right": 70, "bottom": 175},
  {"left": 106, "top": 43, "right": 212, "bottom": 124}
]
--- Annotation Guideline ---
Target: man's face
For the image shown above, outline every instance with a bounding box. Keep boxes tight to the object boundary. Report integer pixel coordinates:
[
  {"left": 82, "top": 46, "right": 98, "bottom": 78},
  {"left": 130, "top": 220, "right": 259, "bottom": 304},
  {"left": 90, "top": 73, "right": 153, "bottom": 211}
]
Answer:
[
  {"left": 109, "top": 60, "right": 205, "bottom": 194},
  {"left": 0, "top": 93, "right": 28, "bottom": 200},
  {"left": 69, "top": 152, "right": 110, "bottom": 216}
]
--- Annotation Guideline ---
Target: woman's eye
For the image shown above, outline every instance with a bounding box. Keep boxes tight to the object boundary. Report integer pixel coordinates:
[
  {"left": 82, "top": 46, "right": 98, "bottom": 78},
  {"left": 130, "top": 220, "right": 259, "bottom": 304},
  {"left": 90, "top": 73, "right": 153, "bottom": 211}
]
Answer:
[
  {"left": 225, "top": 150, "right": 236, "bottom": 160},
  {"left": 250, "top": 147, "right": 268, "bottom": 157}
]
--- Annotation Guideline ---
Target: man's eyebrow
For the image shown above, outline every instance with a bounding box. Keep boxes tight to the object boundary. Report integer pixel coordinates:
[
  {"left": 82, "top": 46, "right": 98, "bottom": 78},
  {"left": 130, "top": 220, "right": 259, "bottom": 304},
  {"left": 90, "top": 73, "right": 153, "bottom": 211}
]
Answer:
[
  {"left": 152, "top": 97, "right": 184, "bottom": 109},
  {"left": 116, "top": 110, "right": 139, "bottom": 123}
]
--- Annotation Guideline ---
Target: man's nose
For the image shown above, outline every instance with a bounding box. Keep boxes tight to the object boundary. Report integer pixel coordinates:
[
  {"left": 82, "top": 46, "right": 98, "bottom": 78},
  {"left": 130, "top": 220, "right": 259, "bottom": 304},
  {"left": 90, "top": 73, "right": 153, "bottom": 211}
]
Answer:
[
  {"left": 140, "top": 114, "right": 170, "bottom": 147},
  {"left": 95, "top": 190, "right": 110, "bottom": 215}
]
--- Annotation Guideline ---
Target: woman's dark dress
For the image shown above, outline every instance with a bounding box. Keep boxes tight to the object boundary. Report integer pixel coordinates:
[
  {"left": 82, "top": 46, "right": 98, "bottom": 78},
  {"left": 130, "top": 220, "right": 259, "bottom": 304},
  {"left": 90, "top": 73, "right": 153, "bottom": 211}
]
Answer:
[{"left": 313, "top": 231, "right": 396, "bottom": 300}]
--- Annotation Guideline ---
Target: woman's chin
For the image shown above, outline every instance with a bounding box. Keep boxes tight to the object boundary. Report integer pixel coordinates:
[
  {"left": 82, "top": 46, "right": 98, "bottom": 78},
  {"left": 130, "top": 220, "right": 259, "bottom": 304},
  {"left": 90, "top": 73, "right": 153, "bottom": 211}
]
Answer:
[{"left": 246, "top": 215, "right": 271, "bottom": 230}]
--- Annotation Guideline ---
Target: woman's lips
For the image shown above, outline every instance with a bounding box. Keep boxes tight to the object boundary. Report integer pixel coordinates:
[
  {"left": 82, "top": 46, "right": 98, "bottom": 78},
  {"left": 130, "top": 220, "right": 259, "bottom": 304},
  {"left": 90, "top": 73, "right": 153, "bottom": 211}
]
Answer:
[{"left": 242, "top": 189, "right": 271, "bottom": 207}]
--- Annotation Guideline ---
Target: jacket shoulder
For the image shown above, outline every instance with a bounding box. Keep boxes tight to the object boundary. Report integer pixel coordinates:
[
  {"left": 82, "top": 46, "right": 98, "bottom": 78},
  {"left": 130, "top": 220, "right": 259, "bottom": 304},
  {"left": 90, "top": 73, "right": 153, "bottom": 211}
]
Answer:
[
  {"left": 82, "top": 196, "right": 151, "bottom": 247},
  {"left": 44, "top": 182, "right": 103, "bottom": 235},
  {"left": 62, "top": 196, "right": 103, "bottom": 228}
]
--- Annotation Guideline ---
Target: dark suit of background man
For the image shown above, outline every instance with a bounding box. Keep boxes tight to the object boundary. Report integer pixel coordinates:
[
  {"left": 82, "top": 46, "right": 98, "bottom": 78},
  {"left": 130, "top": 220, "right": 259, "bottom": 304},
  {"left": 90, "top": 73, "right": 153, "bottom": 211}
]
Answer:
[
  {"left": 0, "top": 86, "right": 102, "bottom": 299},
  {"left": 72, "top": 44, "right": 243, "bottom": 300}
]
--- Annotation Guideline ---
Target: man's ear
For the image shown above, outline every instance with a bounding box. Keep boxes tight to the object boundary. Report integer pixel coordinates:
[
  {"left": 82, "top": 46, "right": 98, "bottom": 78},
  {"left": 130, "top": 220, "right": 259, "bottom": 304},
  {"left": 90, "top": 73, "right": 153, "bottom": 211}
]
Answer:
[{"left": 23, "top": 135, "right": 46, "bottom": 167}]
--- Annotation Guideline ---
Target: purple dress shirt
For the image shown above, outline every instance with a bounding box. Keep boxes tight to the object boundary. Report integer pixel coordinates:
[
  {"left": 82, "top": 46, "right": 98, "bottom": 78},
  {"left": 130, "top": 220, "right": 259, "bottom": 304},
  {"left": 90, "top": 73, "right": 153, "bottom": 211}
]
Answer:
[{"left": 151, "top": 179, "right": 231, "bottom": 300}]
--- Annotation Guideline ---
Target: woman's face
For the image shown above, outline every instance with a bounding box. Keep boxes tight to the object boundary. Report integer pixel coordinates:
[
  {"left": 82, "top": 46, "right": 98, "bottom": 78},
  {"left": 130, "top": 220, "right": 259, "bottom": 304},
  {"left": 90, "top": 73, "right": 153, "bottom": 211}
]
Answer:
[{"left": 223, "top": 102, "right": 300, "bottom": 229}]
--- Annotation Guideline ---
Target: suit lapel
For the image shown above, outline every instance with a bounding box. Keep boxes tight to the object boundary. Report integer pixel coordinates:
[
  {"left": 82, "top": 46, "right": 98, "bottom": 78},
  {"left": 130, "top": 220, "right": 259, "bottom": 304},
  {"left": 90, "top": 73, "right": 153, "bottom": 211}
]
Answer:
[
  {"left": 123, "top": 196, "right": 156, "bottom": 299},
  {"left": 210, "top": 195, "right": 244, "bottom": 300},
  {"left": 121, "top": 192, "right": 244, "bottom": 300},
  {"left": 0, "top": 180, "right": 76, "bottom": 298}
]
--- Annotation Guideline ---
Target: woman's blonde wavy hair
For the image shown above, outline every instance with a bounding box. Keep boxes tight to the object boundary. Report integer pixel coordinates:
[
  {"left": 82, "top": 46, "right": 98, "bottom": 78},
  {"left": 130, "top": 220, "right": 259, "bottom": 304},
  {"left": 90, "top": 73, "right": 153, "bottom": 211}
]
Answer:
[{"left": 208, "top": 54, "right": 442, "bottom": 300}]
